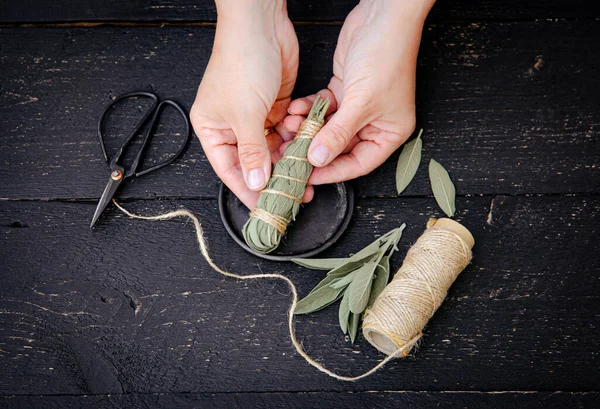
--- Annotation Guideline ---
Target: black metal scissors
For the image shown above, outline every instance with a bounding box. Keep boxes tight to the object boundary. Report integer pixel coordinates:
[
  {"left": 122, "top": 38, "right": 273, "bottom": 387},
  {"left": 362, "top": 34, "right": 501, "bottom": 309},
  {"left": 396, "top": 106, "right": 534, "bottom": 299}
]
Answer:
[{"left": 90, "top": 91, "right": 190, "bottom": 228}]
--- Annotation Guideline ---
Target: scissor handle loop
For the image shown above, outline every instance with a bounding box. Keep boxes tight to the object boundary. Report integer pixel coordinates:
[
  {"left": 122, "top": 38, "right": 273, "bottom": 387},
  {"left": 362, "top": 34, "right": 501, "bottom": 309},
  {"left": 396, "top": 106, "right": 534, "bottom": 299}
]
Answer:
[
  {"left": 133, "top": 99, "right": 190, "bottom": 177},
  {"left": 97, "top": 91, "right": 159, "bottom": 165},
  {"left": 97, "top": 92, "right": 190, "bottom": 178}
]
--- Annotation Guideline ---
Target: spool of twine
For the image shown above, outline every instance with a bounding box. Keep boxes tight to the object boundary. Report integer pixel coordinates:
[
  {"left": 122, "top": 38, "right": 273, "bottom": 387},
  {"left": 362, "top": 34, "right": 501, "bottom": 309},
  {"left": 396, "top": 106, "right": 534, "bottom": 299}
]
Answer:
[{"left": 362, "top": 218, "right": 475, "bottom": 356}]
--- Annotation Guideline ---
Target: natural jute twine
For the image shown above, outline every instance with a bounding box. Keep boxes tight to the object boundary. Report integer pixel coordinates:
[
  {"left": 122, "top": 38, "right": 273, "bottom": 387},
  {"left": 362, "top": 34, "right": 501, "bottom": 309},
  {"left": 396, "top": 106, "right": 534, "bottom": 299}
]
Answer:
[
  {"left": 363, "top": 218, "right": 474, "bottom": 356},
  {"left": 114, "top": 201, "right": 474, "bottom": 381}
]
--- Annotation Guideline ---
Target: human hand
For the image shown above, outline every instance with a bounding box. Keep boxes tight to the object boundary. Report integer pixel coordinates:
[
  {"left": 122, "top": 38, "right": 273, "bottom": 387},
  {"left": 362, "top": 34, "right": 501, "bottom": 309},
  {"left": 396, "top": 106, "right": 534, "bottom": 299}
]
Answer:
[
  {"left": 191, "top": 0, "right": 313, "bottom": 209},
  {"left": 284, "top": 0, "right": 435, "bottom": 185}
]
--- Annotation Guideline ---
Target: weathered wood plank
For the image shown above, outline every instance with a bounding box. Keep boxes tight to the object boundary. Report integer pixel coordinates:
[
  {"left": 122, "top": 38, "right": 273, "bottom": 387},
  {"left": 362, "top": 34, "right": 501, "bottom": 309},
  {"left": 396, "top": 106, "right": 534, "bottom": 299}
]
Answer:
[
  {"left": 2, "top": 391, "right": 599, "bottom": 409},
  {"left": 0, "top": 22, "right": 598, "bottom": 200},
  {"left": 1, "top": 195, "right": 598, "bottom": 394},
  {"left": 0, "top": 0, "right": 593, "bottom": 23}
]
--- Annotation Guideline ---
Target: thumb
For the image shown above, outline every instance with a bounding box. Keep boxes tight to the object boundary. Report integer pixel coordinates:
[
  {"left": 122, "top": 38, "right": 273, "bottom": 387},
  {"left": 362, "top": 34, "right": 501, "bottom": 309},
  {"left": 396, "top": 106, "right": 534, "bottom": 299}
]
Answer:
[
  {"left": 308, "top": 103, "right": 368, "bottom": 167},
  {"left": 234, "top": 118, "right": 271, "bottom": 191}
]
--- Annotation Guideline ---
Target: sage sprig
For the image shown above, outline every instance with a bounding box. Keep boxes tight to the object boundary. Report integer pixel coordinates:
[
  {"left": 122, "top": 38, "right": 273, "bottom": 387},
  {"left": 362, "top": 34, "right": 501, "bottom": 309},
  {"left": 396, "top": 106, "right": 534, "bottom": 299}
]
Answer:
[{"left": 292, "top": 225, "right": 405, "bottom": 343}]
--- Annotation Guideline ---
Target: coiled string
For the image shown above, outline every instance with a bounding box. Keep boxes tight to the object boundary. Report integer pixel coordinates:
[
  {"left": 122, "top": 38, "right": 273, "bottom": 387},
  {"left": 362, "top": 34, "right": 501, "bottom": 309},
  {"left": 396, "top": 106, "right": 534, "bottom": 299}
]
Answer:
[{"left": 363, "top": 219, "right": 473, "bottom": 355}]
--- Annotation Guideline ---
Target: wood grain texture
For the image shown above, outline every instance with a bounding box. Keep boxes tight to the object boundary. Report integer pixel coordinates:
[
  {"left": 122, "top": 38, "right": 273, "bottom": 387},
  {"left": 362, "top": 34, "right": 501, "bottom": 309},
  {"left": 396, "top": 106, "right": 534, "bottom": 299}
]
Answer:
[
  {"left": 0, "top": 0, "right": 594, "bottom": 23},
  {"left": 2, "top": 391, "right": 599, "bottom": 409},
  {"left": 1, "top": 195, "right": 599, "bottom": 394},
  {"left": 0, "top": 22, "right": 598, "bottom": 200}
]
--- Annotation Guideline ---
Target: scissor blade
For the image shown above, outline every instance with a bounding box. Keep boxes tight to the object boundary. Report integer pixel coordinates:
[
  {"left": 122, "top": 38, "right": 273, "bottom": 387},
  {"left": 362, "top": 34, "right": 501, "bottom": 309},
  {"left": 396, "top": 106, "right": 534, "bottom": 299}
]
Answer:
[{"left": 90, "top": 177, "right": 123, "bottom": 229}]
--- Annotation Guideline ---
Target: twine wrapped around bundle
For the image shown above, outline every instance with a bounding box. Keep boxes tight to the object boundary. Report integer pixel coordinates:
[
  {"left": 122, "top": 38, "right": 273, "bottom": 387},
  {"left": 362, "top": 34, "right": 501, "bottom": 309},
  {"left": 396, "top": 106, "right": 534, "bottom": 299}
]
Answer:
[
  {"left": 243, "top": 97, "right": 330, "bottom": 254},
  {"left": 362, "top": 218, "right": 475, "bottom": 356}
]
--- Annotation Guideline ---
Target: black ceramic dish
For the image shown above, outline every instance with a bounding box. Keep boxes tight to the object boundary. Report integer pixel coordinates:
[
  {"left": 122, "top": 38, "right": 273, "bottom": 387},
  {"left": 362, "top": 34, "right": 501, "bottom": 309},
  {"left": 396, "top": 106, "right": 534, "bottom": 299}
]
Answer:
[{"left": 218, "top": 182, "right": 354, "bottom": 261}]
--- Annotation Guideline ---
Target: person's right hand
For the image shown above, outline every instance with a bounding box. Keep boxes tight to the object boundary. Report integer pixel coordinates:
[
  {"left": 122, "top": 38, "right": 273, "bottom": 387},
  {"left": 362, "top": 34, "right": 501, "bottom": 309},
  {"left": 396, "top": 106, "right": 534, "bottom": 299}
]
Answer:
[
  {"left": 283, "top": 0, "right": 434, "bottom": 186},
  {"left": 191, "top": 0, "right": 310, "bottom": 209}
]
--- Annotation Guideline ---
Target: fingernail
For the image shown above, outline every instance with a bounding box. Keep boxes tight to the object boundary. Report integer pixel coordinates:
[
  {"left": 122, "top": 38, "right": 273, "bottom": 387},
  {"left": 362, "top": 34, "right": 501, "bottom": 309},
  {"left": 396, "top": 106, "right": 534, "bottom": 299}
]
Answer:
[
  {"left": 309, "top": 144, "right": 330, "bottom": 166},
  {"left": 287, "top": 107, "right": 293, "bottom": 115},
  {"left": 247, "top": 168, "right": 265, "bottom": 190}
]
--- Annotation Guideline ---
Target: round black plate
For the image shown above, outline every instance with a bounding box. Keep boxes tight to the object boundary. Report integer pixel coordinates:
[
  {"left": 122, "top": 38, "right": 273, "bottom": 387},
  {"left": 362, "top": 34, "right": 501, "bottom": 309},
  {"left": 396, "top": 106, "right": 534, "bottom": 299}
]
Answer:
[{"left": 219, "top": 182, "right": 354, "bottom": 261}]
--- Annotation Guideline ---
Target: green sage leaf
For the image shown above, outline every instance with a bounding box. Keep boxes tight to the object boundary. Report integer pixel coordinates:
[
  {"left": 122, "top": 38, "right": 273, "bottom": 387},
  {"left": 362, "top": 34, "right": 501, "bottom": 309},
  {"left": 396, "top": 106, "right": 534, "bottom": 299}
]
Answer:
[
  {"left": 367, "top": 256, "right": 391, "bottom": 309},
  {"left": 429, "top": 159, "right": 456, "bottom": 217},
  {"left": 347, "top": 259, "right": 378, "bottom": 314},
  {"left": 378, "top": 225, "right": 405, "bottom": 258},
  {"left": 325, "top": 252, "right": 379, "bottom": 279},
  {"left": 292, "top": 258, "right": 348, "bottom": 271},
  {"left": 329, "top": 270, "right": 358, "bottom": 289},
  {"left": 338, "top": 290, "right": 351, "bottom": 334},
  {"left": 294, "top": 285, "right": 345, "bottom": 315},
  {"left": 348, "top": 312, "right": 360, "bottom": 343},
  {"left": 328, "top": 277, "right": 342, "bottom": 287},
  {"left": 344, "top": 230, "right": 395, "bottom": 263},
  {"left": 306, "top": 275, "right": 340, "bottom": 296},
  {"left": 396, "top": 129, "right": 423, "bottom": 194},
  {"left": 306, "top": 257, "right": 371, "bottom": 296},
  {"left": 304, "top": 252, "right": 377, "bottom": 297}
]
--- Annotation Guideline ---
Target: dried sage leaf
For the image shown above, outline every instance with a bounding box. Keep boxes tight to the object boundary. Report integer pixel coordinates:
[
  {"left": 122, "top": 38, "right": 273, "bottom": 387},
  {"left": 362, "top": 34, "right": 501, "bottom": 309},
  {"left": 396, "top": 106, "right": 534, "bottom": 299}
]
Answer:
[
  {"left": 347, "top": 259, "right": 378, "bottom": 314},
  {"left": 429, "top": 159, "right": 456, "bottom": 217},
  {"left": 338, "top": 290, "right": 351, "bottom": 334},
  {"left": 292, "top": 258, "right": 348, "bottom": 271},
  {"left": 396, "top": 129, "right": 423, "bottom": 194},
  {"left": 294, "top": 285, "right": 345, "bottom": 315},
  {"left": 367, "top": 256, "right": 390, "bottom": 309},
  {"left": 348, "top": 312, "right": 360, "bottom": 343}
]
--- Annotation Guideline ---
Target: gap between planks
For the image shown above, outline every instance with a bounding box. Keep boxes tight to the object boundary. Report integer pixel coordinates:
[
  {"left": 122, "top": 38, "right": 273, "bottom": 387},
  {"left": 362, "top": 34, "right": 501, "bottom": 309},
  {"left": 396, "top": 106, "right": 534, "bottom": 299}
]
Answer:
[
  {"left": 3, "top": 390, "right": 597, "bottom": 398},
  {"left": 0, "top": 20, "right": 344, "bottom": 29},
  {"left": 1, "top": 191, "right": 599, "bottom": 203},
  {"left": 3, "top": 17, "right": 598, "bottom": 29}
]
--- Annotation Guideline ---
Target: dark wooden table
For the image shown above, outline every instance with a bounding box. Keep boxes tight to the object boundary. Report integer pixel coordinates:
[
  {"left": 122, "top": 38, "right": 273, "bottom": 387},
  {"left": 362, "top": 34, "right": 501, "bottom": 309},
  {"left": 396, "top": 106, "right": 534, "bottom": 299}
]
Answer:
[{"left": 1, "top": 1, "right": 599, "bottom": 408}]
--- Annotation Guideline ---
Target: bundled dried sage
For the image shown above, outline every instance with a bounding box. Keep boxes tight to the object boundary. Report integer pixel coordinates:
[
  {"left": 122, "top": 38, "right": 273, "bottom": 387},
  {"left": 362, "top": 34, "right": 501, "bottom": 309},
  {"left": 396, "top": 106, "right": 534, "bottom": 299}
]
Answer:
[
  {"left": 293, "top": 226, "right": 405, "bottom": 343},
  {"left": 243, "top": 97, "right": 330, "bottom": 254}
]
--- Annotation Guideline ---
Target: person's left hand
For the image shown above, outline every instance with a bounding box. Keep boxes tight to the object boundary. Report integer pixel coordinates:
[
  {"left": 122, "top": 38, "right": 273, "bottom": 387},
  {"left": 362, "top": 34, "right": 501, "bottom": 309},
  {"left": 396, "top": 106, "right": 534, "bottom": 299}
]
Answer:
[{"left": 282, "top": 0, "right": 434, "bottom": 185}]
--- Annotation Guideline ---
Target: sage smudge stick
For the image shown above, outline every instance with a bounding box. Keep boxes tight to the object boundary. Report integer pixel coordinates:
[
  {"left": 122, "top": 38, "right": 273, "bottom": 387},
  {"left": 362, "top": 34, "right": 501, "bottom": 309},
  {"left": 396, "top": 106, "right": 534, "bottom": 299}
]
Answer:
[{"left": 243, "top": 97, "right": 330, "bottom": 254}]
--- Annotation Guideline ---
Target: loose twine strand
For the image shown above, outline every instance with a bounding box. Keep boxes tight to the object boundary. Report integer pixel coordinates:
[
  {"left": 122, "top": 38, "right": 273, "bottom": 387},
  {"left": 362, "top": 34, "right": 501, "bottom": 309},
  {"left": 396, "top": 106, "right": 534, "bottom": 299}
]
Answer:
[{"left": 113, "top": 200, "right": 418, "bottom": 381}]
